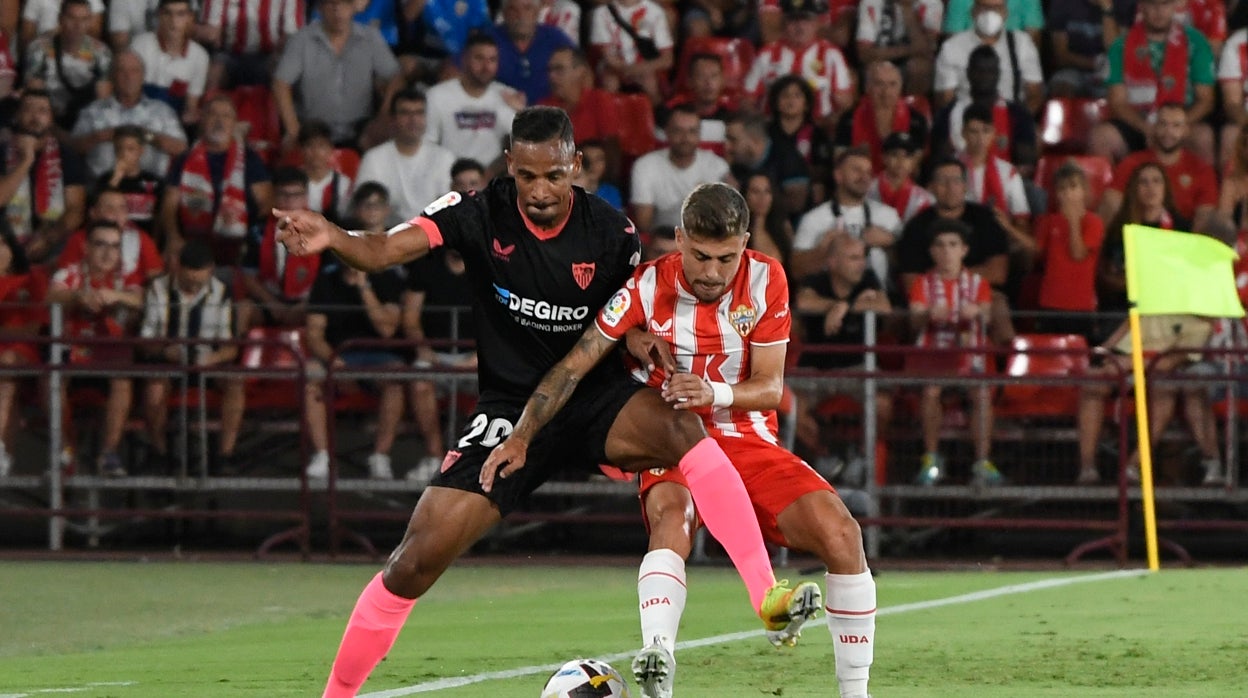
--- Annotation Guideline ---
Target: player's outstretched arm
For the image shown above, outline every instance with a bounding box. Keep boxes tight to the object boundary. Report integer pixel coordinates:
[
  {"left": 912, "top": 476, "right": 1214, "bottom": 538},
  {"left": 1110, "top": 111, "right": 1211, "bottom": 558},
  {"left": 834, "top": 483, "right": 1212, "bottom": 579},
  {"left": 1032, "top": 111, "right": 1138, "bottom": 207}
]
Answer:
[
  {"left": 274, "top": 209, "right": 432, "bottom": 272},
  {"left": 479, "top": 326, "right": 620, "bottom": 492}
]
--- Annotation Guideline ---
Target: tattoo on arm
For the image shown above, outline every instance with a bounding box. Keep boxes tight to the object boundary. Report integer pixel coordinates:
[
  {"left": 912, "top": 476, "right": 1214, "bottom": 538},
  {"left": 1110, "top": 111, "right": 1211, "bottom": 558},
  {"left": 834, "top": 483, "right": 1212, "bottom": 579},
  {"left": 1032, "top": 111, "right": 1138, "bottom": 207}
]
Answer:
[{"left": 511, "top": 328, "right": 618, "bottom": 442}]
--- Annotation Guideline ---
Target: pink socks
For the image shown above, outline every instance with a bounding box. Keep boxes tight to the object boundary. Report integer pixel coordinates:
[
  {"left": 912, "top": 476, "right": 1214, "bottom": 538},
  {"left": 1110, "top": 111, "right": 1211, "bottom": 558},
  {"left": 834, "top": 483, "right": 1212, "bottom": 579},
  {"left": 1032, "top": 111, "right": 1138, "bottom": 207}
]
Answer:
[
  {"left": 677, "top": 437, "right": 775, "bottom": 611},
  {"left": 322, "top": 572, "right": 417, "bottom": 697}
]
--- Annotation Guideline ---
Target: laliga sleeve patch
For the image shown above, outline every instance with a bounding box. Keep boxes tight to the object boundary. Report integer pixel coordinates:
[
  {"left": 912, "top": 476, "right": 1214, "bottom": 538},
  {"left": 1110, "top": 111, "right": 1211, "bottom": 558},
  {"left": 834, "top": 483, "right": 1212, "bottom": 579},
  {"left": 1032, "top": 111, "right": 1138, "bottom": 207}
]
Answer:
[
  {"left": 422, "top": 191, "right": 462, "bottom": 216},
  {"left": 600, "top": 288, "right": 631, "bottom": 327}
]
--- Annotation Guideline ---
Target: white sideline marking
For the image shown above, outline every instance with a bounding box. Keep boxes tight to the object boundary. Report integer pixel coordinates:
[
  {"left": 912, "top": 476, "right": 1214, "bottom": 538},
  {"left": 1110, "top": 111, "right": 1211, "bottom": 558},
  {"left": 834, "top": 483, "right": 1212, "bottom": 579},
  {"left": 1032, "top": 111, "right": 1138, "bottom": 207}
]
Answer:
[
  {"left": 360, "top": 568, "right": 1146, "bottom": 697},
  {"left": 0, "top": 682, "right": 138, "bottom": 697}
]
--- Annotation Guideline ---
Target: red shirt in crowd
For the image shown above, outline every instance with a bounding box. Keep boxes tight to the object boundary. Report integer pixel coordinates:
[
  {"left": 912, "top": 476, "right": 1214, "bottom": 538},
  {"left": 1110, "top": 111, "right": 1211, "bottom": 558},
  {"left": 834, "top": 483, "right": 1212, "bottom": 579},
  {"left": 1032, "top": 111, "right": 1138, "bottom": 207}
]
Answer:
[
  {"left": 58, "top": 226, "right": 163, "bottom": 288},
  {"left": 540, "top": 87, "right": 621, "bottom": 144},
  {"left": 1033, "top": 211, "right": 1105, "bottom": 311},
  {"left": 1111, "top": 150, "right": 1218, "bottom": 224}
]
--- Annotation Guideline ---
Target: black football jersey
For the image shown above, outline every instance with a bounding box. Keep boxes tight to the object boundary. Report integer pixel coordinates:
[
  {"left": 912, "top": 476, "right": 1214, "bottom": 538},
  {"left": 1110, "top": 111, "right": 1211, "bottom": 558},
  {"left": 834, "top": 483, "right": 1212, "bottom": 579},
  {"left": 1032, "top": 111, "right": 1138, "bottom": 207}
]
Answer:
[{"left": 410, "top": 178, "right": 641, "bottom": 397}]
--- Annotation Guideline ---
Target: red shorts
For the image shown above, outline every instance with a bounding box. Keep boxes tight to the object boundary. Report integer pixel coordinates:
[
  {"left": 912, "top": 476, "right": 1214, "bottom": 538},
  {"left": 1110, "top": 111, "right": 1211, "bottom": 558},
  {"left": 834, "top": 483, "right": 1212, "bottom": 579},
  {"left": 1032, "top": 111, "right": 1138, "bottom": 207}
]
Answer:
[{"left": 639, "top": 435, "right": 836, "bottom": 549}]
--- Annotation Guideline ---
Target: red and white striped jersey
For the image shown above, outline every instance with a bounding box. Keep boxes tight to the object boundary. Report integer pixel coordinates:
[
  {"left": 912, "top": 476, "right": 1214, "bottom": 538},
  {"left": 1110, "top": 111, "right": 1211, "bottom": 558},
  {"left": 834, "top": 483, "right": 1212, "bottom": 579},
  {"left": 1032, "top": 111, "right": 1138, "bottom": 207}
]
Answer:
[
  {"left": 199, "top": 0, "right": 304, "bottom": 55},
  {"left": 595, "top": 250, "right": 791, "bottom": 442},
  {"left": 743, "top": 39, "right": 853, "bottom": 120}
]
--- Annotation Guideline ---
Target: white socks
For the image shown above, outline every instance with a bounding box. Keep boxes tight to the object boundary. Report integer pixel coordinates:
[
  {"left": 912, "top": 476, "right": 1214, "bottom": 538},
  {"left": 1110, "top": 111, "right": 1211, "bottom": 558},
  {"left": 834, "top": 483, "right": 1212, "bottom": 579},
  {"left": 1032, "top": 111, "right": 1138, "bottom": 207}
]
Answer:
[
  {"left": 637, "top": 548, "right": 687, "bottom": 654},
  {"left": 826, "top": 570, "right": 876, "bottom": 698}
]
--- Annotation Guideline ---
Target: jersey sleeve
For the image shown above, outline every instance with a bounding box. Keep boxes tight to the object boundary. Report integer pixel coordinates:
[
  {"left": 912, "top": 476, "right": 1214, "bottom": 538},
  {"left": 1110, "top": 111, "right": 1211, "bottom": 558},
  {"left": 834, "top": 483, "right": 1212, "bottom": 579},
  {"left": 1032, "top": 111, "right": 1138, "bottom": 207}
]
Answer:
[
  {"left": 751, "top": 260, "right": 791, "bottom": 346},
  {"left": 595, "top": 265, "right": 648, "bottom": 341},
  {"left": 404, "top": 190, "right": 475, "bottom": 252}
]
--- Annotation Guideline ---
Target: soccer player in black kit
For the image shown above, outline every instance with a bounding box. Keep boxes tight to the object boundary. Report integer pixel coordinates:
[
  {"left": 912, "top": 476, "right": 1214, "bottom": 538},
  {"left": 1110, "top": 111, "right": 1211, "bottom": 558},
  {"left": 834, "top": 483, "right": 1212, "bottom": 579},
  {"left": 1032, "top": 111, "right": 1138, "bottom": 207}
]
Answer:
[{"left": 276, "top": 107, "right": 811, "bottom": 697}]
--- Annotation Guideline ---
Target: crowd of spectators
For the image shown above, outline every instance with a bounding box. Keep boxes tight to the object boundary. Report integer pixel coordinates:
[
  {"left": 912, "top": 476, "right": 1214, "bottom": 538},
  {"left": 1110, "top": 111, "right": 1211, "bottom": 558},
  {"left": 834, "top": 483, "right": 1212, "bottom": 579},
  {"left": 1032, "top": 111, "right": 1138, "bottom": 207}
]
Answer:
[{"left": 0, "top": 0, "right": 1245, "bottom": 488}]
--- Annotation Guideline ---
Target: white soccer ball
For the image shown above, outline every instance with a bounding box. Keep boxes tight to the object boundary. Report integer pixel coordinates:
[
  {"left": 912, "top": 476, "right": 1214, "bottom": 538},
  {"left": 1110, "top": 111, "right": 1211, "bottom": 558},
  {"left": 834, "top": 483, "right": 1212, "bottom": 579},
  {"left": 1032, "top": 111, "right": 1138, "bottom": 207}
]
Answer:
[{"left": 540, "top": 658, "right": 631, "bottom": 698}]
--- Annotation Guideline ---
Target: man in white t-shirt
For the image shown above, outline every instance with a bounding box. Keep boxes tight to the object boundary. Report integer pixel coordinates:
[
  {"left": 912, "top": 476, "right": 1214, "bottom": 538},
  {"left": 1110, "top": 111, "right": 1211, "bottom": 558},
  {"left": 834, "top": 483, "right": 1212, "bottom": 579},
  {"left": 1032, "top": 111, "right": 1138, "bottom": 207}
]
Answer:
[
  {"left": 630, "top": 105, "right": 730, "bottom": 232},
  {"left": 791, "top": 146, "right": 901, "bottom": 281},
  {"left": 22, "top": 0, "right": 105, "bottom": 47},
  {"left": 424, "top": 34, "right": 521, "bottom": 174},
  {"left": 356, "top": 88, "right": 457, "bottom": 224},
  {"left": 933, "top": 0, "right": 1044, "bottom": 113},
  {"left": 129, "top": 0, "right": 208, "bottom": 124}
]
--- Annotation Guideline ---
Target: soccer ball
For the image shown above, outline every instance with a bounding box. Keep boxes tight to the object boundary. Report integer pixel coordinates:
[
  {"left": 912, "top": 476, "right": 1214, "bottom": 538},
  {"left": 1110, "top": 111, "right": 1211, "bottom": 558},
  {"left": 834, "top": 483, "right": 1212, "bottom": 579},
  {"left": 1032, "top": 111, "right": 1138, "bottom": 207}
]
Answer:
[{"left": 540, "top": 658, "right": 631, "bottom": 697}]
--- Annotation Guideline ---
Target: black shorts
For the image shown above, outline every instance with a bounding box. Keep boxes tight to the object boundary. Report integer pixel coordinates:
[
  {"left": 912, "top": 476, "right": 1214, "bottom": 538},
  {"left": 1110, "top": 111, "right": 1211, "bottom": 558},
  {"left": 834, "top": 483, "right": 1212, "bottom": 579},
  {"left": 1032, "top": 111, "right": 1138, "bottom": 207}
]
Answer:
[{"left": 431, "top": 373, "right": 645, "bottom": 515}]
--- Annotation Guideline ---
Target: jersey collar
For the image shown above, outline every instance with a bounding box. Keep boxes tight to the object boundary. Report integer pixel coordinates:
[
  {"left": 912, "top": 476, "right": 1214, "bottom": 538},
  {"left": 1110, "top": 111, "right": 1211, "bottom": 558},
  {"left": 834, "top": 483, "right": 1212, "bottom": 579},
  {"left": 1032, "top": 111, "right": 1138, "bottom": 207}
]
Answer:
[{"left": 517, "top": 191, "right": 575, "bottom": 241}]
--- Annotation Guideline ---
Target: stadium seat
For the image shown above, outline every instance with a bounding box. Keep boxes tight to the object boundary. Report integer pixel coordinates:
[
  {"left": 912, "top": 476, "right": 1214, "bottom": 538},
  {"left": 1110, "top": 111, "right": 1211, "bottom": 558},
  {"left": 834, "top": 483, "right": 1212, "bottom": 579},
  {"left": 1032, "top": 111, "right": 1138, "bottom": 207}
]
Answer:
[
  {"left": 614, "top": 93, "right": 658, "bottom": 160},
  {"left": 230, "top": 85, "right": 282, "bottom": 164},
  {"left": 1035, "top": 154, "right": 1114, "bottom": 212},
  {"left": 672, "top": 37, "right": 756, "bottom": 100},
  {"left": 1039, "top": 97, "right": 1108, "bottom": 155},
  {"left": 241, "top": 326, "right": 306, "bottom": 411},
  {"left": 995, "top": 334, "right": 1089, "bottom": 418}
]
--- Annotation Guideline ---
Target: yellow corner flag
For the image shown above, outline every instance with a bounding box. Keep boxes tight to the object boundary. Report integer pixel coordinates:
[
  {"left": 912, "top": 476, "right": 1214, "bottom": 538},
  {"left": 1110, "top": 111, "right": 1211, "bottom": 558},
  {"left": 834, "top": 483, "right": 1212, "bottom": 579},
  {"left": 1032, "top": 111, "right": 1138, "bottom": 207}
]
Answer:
[{"left": 1123, "top": 224, "right": 1245, "bottom": 572}]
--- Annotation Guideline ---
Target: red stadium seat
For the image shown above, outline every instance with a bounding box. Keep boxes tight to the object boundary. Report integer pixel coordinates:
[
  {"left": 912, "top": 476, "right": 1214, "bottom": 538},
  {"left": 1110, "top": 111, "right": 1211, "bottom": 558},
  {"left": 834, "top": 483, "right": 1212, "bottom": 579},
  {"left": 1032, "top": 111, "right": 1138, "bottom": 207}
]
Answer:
[
  {"left": 230, "top": 85, "right": 282, "bottom": 164},
  {"left": 614, "top": 93, "right": 658, "bottom": 159},
  {"left": 1035, "top": 154, "right": 1114, "bottom": 212},
  {"left": 241, "top": 326, "right": 306, "bottom": 411},
  {"left": 995, "top": 334, "right": 1089, "bottom": 418},
  {"left": 1039, "top": 97, "right": 1108, "bottom": 154},
  {"left": 672, "top": 37, "right": 756, "bottom": 99}
]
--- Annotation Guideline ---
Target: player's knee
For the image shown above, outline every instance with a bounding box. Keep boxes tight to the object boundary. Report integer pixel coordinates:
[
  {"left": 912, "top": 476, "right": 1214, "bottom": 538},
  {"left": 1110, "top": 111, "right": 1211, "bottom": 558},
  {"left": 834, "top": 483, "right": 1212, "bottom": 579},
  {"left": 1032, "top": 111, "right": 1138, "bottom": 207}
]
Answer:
[
  {"left": 382, "top": 539, "right": 441, "bottom": 598},
  {"left": 817, "top": 506, "right": 864, "bottom": 570},
  {"left": 647, "top": 486, "right": 696, "bottom": 538}
]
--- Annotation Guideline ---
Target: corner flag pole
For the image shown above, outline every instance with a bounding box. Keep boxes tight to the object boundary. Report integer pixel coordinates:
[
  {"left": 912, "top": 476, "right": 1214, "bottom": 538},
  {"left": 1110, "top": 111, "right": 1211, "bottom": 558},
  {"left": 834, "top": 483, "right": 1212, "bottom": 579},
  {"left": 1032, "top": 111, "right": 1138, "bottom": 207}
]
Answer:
[{"left": 1126, "top": 306, "right": 1161, "bottom": 572}]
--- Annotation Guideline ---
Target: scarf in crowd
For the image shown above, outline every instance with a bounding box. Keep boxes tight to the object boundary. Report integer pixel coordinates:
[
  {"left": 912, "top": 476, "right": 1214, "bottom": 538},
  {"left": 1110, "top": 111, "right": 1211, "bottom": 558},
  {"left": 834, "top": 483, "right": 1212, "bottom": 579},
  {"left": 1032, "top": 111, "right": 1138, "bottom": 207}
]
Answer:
[
  {"left": 4, "top": 137, "right": 64, "bottom": 243},
  {"left": 1123, "top": 21, "right": 1188, "bottom": 112},
  {"left": 852, "top": 96, "right": 910, "bottom": 165},
  {"left": 257, "top": 217, "right": 320, "bottom": 299},
  {"left": 965, "top": 155, "right": 1008, "bottom": 213},
  {"left": 874, "top": 175, "right": 915, "bottom": 216},
  {"left": 178, "top": 139, "right": 249, "bottom": 241}
]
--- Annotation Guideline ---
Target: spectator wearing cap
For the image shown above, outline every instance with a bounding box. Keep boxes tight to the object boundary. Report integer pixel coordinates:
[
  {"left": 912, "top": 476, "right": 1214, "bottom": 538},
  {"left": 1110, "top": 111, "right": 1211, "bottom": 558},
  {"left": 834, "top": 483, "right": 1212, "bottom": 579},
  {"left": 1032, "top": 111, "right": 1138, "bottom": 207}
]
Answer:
[
  {"left": 933, "top": 0, "right": 1045, "bottom": 114},
  {"left": 630, "top": 105, "right": 730, "bottom": 232},
  {"left": 895, "top": 158, "right": 1015, "bottom": 344},
  {"left": 930, "top": 45, "right": 1037, "bottom": 166},
  {"left": 791, "top": 146, "right": 902, "bottom": 280},
  {"left": 273, "top": 0, "right": 403, "bottom": 150},
  {"left": 868, "top": 132, "right": 934, "bottom": 223},
  {"left": 589, "top": 0, "right": 675, "bottom": 104},
  {"left": 855, "top": 0, "right": 943, "bottom": 97},
  {"left": 744, "top": 0, "right": 856, "bottom": 125},
  {"left": 834, "top": 60, "right": 930, "bottom": 173},
  {"left": 488, "top": 0, "right": 575, "bottom": 105}
]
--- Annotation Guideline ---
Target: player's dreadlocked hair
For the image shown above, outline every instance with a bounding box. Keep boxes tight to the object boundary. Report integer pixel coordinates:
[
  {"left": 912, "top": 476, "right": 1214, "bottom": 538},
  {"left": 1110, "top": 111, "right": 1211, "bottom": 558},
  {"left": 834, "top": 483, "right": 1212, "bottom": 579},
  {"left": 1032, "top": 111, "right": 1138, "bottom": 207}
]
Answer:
[
  {"left": 511, "top": 106, "right": 575, "bottom": 154},
  {"left": 680, "top": 183, "right": 749, "bottom": 240}
]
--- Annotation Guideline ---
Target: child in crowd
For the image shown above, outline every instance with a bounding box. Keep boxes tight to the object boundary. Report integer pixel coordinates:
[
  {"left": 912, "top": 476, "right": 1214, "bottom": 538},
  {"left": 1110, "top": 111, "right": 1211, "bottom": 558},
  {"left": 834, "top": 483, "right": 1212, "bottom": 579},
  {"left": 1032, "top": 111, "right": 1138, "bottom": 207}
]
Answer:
[
  {"left": 1033, "top": 162, "right": 1104, "bottom": 339},
  {"left": 908, "top": 219, "right": 1001, "bottom": 487}
]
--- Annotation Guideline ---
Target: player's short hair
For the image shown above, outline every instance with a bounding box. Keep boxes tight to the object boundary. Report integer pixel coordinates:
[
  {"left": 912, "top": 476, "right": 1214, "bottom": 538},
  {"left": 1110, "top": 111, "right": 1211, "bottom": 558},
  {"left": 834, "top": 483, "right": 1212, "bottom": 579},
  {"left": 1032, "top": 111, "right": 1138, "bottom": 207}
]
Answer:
[
  {"left": 681, "top": 183, "right": 749, "bottom": 240},
  {"left": 962, "top": 102, "right": 995, "bottom": 130},
  {"left": 112, "top": 124, "right": 145, "bottom": 144},
  {"left": 297, "top": 120, "right": 334, "bottom": 147},
  {"left": 179, "top": 238, "right": 215, "bottom": 270},
  {"left": 272, "top": 166, "right": 309, "bottom": 189},
  {"left": 390, "top": 87, "right": 426, "bottom": 116},
  {"left": 511, "top": 106, "right": 575, "bottom": 152},
  {"left": 451, "top": 158, "right": 485, "bottom": 179},
  {"left": 352, "top": 181, "right": 390, "bottom": 206}
]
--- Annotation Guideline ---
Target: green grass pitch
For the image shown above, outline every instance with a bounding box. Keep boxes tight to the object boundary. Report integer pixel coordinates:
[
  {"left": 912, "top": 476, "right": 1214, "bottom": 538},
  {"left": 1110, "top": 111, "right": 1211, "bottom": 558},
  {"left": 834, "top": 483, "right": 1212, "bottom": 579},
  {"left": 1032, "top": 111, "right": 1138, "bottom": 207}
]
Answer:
[{"left": 1, "top": 561, "right": 1245, "bottom": 697}]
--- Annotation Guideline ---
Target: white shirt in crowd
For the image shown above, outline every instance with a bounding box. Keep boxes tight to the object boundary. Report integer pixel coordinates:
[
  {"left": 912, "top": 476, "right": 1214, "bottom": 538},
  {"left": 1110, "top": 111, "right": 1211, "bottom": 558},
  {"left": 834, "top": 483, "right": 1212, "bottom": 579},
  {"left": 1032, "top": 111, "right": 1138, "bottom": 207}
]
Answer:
[
  {"left": 423, "top": 79, "right": 516, "bottom": 167},
  {"left": 630, "top": 149, "right": 730, "bottom": 229},
  {"left": 356, "top": 140, "right": 457, "bottom": 224},
  {"left": 794, "top": 198, "right": 902, "bottom": 284},
  {"left": 1218, "top": 28, "right": 1248, "bottom": 111},
  {"left": 108, "top": 0, "right": 164, "bottom": 41},
  {"left": 307, "top": 171, "right": 353, "bottom": 221},
  {"left": 589, "top": 0, "right": 674, "bottom": 66},
  {"left": 130, "top": 32, "right": 210, "bottom": 104},
  {"left": 965, "top": 157, "right": 1031, "bottom": 218},
  {"left": 934, "top": 29, "right": 1043, "bottom": 104}
]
